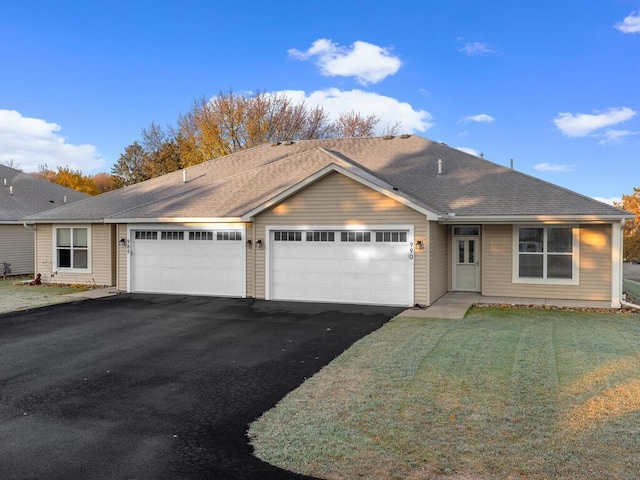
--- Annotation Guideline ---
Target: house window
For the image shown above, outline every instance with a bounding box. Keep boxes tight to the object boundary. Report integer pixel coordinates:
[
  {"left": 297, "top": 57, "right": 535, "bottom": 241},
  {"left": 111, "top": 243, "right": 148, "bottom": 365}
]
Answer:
[
  {"left": 515, "top": 226, "right": 577, "bottom": 283},
  {"left": 161, "top": 231, "right": 184, "bottom": 240},
  {"left": 306, "top": 231, "right": 335, "bottom": 242},
  {"left": 375, "top": 231, "right": 407, "bottom": 242},
  {"left": 274, "top": 231, "right": 302, "bottom": 241},
  {"left": 189, "top": 231, "right": 214, "bottom": 241},
  {"left": 55, "top": 227, "right": 89, "bottom": 270},
  {"left": 341, "top": 231, "right": 371, "bottom": 242},
  {"left": 217, "top": 231, "right": 242, "bottom": 241}
]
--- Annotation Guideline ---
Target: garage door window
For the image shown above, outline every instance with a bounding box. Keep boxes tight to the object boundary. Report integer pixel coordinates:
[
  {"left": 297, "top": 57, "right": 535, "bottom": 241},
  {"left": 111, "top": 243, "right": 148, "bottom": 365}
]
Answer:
[
  {"left": 55, "top": 226, "right": 89, "bottom": 271},
  {"left": 161, "top": 231, "right": 184, "bottom": 240},
  {"left": 217, "top": 231, "right": 242, "bottom": 241},
  {"left": 274, "top": 231, "right": 302, "bottom": 241},
  {"left": 189, "top": 231, "right": 214, "bottom": 241},
  {"left": 341, "top": 231, "right": 371, "bottom": 242},
  {"left": 376, "top": 231, "right": 407, "bottom": 242},
  {"left": 135, "top": 231, "right": 157, "bottom": 240},
  {"left": 306, "top": 231, "right": 335, "bottom": 242}
]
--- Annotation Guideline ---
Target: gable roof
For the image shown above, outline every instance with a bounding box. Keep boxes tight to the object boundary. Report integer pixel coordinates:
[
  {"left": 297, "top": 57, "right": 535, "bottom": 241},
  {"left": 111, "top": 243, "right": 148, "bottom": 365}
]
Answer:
[
  {"left": 23, "top": 135, "right": 632, "bottom": 223},
  {"left": 0, "top": 164, "right": 89, "bottom": 223}
]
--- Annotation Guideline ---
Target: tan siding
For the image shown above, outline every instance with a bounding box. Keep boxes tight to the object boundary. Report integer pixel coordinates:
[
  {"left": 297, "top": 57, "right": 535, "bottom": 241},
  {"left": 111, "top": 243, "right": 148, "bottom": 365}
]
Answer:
[
  {"left": 429, "top": 222, "right": 449, "bottom": 303},
  {"left": 0, "top": 224, "right": 35, "bottom": 275},
  {"left": 117, "top": 224, "right": 128, "bottom": 290},
  {"left": 246, "top": 225, "right": 255, "bottom": 298},
  {"left": 36, "top": 224, "right": 114, "bottom": 286},
  {"left": 482, "top": 224, "right": 611, "bottom": 301},
  {"left": 254, "top": 172, "right": 428, "bottom": 304}
]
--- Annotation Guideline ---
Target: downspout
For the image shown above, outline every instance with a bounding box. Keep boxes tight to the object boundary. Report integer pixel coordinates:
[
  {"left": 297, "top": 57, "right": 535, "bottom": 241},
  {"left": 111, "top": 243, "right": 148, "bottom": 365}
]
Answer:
[{"left": 23, "top": 223, "right": 36, "bottom": 277}]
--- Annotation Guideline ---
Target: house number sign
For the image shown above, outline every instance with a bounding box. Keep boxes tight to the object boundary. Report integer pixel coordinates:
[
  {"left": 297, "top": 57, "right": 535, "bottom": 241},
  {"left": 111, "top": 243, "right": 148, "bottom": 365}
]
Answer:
[{"left": 409, "top": 242, "right": 414, "bottom": 260}]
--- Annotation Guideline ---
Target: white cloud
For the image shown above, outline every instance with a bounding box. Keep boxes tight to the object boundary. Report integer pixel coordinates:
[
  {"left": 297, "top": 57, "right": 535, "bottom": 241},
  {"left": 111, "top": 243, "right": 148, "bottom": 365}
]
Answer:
[
  {"left": 276, "top": 88, "right": 433, "bottom": 134},
  {"left": 593, "top": 196, "right": 621, "bottom": 206},
  {"left": 553, "top": 107, "right": 636, "bottom": 137},
  {"left": 596, "top": 129, "right": 639, "bottom": 145},
  {"left": 455, "top": 146, "right": 480, "bottom": 156},
  {"left": 0, "top": 110, "right": 104, "bottom": 173},
  {"left": 288, "top": 39, "right": 402, "bottom": 85},
  {"left": 534, "top": 162, "right": 576, "bottom": 172},
  {"left": 615, "top": 11, "right": 640, "bottom": 33},
  {"left": 462, "top": 113, "right": 495, "bottom": 124},
  {"left": 458, "top": 41, "right": 495, "bottom": 56}
]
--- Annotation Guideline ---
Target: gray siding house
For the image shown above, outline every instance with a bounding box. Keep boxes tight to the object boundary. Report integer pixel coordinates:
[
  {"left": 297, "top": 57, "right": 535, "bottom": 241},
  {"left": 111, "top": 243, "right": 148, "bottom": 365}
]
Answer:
[
  {"left": 23, "top": 136, "right": 634, "bottom": 307},
  {"left": 1, "top": 164, "right": 88, "bottom": 275}
]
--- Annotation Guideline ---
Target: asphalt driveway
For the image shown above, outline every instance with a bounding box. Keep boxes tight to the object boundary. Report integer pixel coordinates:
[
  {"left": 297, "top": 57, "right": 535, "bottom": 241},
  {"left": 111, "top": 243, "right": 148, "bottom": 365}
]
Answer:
[{"left": 0, "top": 294, "right": 402, "bottom": 480}]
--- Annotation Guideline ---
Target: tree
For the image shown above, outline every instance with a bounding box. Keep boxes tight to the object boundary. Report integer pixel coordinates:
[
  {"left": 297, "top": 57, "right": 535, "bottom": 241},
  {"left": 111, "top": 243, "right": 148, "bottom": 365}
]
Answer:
[
  {"left": 617, "top": 188, "right": 640, "bottom": 262},
  {"left": 111, "top": 141, "right": 150, "bottom": 187},
  {"left": 34, "top": 165, "right": 100, "bottom": 195},
  {"left": 114, "top": 89, "right": 391, "bottom": 186},
  {"left": 92, "top": 172, "right": 118, "bottom": 193}
]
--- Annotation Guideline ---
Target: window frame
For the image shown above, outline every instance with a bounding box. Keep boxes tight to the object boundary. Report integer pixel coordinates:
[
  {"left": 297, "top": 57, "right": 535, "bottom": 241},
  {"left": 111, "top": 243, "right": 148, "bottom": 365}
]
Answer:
[
  {"left": 53, "top": 225, "right": 91, "bottom": 273},
  {"left": 512, "top": 225, "right": 579, "bottom": 285}
]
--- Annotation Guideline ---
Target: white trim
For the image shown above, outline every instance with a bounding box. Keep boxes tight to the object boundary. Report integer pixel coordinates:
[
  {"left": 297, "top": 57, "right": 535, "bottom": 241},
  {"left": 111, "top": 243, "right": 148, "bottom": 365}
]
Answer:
[
  {"left": 126, "top": 223, "right": 246, "bottom": 297},
  {"left": 242, "top": 164, "right": 439, "bottom": 221},
  {"left": 440, "top": 214, "right": 633, "bottom": 224},
  {"left": 53, "top": 224, "right": 92, "bottom": 274},
  {"left": 106, "top": 217, "right": 242, "bottom": 224},
  {"left": 265, "top": 224, "right": 415, "bottom": 306},
  {"left": 511, "top": 225, "right": 579, "bottom": 286},
  {"left": 611, "top": 221, "right": 622, "bottom": 308}
]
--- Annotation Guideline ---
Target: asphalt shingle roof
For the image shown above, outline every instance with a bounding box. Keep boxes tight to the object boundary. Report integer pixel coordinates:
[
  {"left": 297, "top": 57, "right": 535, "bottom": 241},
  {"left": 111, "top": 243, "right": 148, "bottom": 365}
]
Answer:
[
  {"left": 23, "top": 136, "right": 630, "bottom": 222},
  {"left": 0, "top": 164, "right": 89, "bottom": 222}
]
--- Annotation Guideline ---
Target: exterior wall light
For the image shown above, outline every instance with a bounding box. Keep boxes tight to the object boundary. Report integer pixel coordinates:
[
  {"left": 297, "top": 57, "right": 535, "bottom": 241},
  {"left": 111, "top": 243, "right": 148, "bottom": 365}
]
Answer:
[
  {"left": 246, "top": 239, "right": 252, "bottom": 247},
  {"left": 256, "top": 239, "right": 264, "bottom": 248},
  {"left": 119, "top": 238, "right": 127, "bottom": 247},
  {"left": 416, "top": 240, "right": 424, "bottom": 250}
]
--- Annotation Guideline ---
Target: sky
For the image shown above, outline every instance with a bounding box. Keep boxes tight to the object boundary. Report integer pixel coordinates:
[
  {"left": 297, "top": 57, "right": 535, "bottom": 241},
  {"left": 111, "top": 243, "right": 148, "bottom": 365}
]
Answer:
[{"left": 0, "top": 0, "right": 638, "bottom": 205}]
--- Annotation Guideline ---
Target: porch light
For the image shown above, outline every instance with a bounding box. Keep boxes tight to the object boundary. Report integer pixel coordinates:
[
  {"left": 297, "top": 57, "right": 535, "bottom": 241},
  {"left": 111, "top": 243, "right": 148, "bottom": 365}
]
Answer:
[
  {"left": 256, "top": 239, "right": 264, "bottom": 248},
  {"left": 118, "top": 238, "right": 127, "bottom": 246},
  {"left": 416, "top": 240, "right": 424, "bottom": 250},
  {"left": 246, "top": 239, "right": 252, "bottom": 247}
]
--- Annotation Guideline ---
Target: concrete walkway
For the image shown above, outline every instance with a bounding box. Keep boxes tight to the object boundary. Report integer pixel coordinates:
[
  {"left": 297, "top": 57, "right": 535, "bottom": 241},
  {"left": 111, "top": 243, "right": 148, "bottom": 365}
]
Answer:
[
  {"left": 64, "top": 287, "right": 121, "bottom": 300},
  {"left": 400, "top": 292, "right": 614, "bottom": 319}
]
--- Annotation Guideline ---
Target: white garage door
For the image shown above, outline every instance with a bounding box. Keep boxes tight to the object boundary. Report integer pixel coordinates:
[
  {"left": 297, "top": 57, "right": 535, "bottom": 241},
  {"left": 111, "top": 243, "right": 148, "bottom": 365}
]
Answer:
[
  {"left": 269, "top": 229, "right": 413, "bottom": 306},
  {"left": 130, "top": 228, "right": 245, "bottom": 297}
]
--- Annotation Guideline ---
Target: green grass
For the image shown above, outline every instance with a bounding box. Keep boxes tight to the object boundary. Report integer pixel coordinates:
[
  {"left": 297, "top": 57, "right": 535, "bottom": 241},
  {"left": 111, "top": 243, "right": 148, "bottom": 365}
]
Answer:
[
  {"left": 624, "top": 279, "right": 640, "bottom": 300},
  {"left": 249, "top": 307, "right": 640, "bottom": 480},
  {"left": 0, "top": 276, "right": 89, "bottom": 314}
]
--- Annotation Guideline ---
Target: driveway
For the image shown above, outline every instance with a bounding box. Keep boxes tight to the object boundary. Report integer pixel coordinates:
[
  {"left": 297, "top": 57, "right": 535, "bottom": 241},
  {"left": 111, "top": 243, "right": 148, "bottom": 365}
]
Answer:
[{"left": 0, "top": 295, "right": 402, "bottom": 480}]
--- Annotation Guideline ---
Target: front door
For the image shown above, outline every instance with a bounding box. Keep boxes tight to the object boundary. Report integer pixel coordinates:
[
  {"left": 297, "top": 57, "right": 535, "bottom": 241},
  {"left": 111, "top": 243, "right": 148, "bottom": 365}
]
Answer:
[{"left": 453, "top": 236, "right": 480, "bottom": 291}]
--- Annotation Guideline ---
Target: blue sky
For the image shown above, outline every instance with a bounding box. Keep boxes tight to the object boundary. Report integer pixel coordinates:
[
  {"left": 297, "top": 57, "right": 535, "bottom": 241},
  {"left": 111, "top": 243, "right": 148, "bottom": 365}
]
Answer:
[{"left": 1, "top": 0, "right": 638, "bottom": 204}]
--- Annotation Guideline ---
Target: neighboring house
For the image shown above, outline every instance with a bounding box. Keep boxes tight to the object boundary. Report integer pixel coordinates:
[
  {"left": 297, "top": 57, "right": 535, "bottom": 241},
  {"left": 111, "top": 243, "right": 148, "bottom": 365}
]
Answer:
[
  {"left": 23, "top": 136, "right": 634, "bottom": 307},
  {"left": 1, "top": 164, "right": 88, "bottom": 276}
]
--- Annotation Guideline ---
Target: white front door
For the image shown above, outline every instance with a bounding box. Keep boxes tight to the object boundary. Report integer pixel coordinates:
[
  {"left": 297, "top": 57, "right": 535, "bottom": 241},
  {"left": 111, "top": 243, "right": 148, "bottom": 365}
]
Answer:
[{"left": 453, "top": 236, "right": 480, "bottom": 291}]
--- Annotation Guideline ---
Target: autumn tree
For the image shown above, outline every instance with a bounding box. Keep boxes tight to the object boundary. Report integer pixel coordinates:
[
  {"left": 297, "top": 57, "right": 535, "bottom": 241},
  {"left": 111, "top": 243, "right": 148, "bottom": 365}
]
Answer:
[
  {"left": 34, "top": 165, "right": 100, "bottom": 195},
  {"left": 113, "top": 89, "right": 389, "bottom": 186},
  {"left": 617, "top": 188, "right": 640, "bottom": 262},
  {"left": 92, "top": 172, "right": 118, "bottom": 193}
]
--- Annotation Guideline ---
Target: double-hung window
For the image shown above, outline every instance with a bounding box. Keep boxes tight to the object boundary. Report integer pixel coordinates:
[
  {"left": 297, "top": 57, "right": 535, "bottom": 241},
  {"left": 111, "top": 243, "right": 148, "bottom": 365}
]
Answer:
[
  {"left": 514, "top": 226, "right": 578, "bottom": 284},
  {"left": 56, "top": 226, "right": 90, "bottom": 271}
]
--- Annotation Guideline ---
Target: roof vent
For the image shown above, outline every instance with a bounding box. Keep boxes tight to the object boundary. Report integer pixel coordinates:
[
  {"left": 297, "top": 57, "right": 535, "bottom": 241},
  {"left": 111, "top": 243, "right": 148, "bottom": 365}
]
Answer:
[
  {"left": 510, "top": 158, "right": 514, "bottom": 169},
  {"left": 9, "top": 185, "right": 13, "bottom": 195},
  {"left": 437, "top": 159, "right": 443, "bottom": 175},
  {"left": 271, "top": 142, "right": 281, "bottom": 146},
  {"left": 3, "top": 178, "right": 6, "bottom": 186},
  {"left": 64, "top": 195, "right": 67, "bottom": 203},
  {"left": 182, "top": 169, "right": 187, "bottom": 183},
  {"left": 480, "top": 152, "right": 484, "bottom": 158},
  {"left": 384, "top": 135, "right": 394, "bottom": 140},
  {"left": 285, "top": 140, "right": 295, "bottom": 145},
  {"left": 400, "top": 134, "right": 411, "bottom": 139}
]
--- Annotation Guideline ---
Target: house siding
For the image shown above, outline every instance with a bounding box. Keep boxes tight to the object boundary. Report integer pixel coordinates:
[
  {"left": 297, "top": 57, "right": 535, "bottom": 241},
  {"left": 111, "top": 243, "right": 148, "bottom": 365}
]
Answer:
[
  {"left": 117, "top": 224, "right": 128, "bottom": 291},
  {"left": 429, "top": 222, "right": 449, "bottom": 304},
  {"left": 35, "top": 223, "right": 115, "bottom": 286},
  {"left": 0, "top": 225, "right": 35, "bottom": 276},
  {"left": 482, "top": 224, "right": 611, "bottom": 301},
  {"left": 253, "top": 171, "right": 428, "bottom": 304}
]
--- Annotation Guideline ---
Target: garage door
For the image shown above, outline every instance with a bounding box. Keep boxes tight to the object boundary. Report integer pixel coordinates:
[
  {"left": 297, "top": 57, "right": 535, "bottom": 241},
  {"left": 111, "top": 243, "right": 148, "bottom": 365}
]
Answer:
[
  {"left": 269, "top": 229, "right": 413, "bottom": 306},
  {"left": 130, "top": 228, "right": 245, "bottom": 297}
]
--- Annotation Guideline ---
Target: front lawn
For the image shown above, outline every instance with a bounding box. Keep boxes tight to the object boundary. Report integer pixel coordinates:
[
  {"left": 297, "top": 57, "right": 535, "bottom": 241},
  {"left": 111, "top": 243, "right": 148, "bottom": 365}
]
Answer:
[
  {"left": 249, "top": 307, "right": 640, "bottom": 480},
  {"left": 0, "top": 276, "right": 89, "bottom": 314}
]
